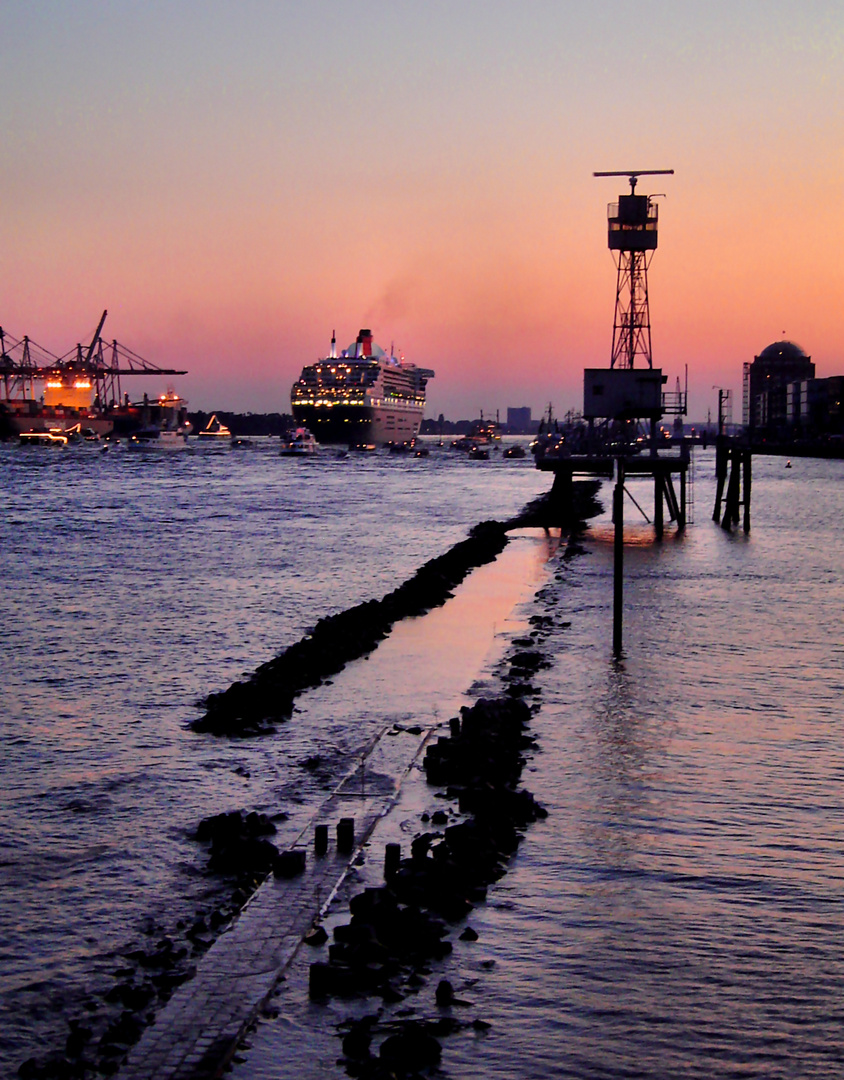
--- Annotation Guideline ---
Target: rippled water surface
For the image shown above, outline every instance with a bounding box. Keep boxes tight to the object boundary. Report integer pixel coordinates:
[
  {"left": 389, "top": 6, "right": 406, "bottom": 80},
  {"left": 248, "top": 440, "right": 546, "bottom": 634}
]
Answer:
[
  {"left": 0, "top": 438, "right": 546, "bottom": 1072},
  {"left": 438, "top": 452, "right": 844, "bottom": 1079},
  {"left": 3, "top": 443, "right": 844, "bottom": 1079}
]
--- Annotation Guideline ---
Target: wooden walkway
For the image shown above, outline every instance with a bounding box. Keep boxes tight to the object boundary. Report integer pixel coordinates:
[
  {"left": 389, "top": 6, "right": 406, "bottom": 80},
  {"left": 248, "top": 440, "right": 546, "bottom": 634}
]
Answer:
[{"left": 116, "top": 727, "right": 433, "bottom": 1079}]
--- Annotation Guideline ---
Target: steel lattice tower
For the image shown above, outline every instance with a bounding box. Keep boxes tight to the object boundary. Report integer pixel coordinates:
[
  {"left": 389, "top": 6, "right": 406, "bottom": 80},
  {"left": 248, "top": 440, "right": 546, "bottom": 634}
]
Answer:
[{"left": 594, "top": 170, "right": 673, "bottom": 369}]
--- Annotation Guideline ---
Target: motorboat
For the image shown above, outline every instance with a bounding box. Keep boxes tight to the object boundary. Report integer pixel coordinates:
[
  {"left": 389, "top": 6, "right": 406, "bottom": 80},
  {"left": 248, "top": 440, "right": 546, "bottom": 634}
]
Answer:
[{"left": 280, "top": 427, "right": 318, "bottom": 456}]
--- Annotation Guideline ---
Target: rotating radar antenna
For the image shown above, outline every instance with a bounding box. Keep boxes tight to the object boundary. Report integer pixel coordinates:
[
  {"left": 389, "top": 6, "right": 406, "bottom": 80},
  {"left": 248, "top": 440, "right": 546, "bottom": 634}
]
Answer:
[{"left": 594, "top": 169, "right": 674, "bottom": 369}]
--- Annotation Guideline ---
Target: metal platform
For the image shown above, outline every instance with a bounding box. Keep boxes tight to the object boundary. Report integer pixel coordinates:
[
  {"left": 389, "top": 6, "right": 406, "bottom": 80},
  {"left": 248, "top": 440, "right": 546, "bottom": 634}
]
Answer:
[{"left": 536, "top": 442, "right": 692, "bottom": 541}]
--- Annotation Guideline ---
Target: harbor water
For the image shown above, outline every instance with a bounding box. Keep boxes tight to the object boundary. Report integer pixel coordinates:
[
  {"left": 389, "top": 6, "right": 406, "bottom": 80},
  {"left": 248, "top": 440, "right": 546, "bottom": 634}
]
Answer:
[{"left": 2, "top": 440, "right": 843, "bottom": 1078}]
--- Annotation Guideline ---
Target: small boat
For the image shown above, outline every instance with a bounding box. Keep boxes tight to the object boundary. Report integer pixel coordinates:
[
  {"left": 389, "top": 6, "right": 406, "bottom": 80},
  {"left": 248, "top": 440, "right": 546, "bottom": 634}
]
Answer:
[
  {"left": 280, "top": 427, "right": 318, "bottom": 456},
  {"left": 468, "top": 445, "right": 489, "bottom": 460},
  {"left": 127, "top": 428, "right": 189, "bottom": 450},
  {"left": 125, "top": 388, "right": 192, "bottom": 450},
  {"left": 197, "top": 414, "right": 231, "bottom": 439},
  {"left": 504, "top": 444, "right": 526, "bottom": 459},
  {"left": 349, "top": 443, "right": 377, "bottom": 453}
]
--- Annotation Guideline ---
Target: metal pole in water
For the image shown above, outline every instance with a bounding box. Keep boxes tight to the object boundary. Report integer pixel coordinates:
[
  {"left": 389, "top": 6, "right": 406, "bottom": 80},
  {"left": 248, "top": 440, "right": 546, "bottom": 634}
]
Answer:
[{"left": 613, "top": 458, "right": 625, "bottom": 656}]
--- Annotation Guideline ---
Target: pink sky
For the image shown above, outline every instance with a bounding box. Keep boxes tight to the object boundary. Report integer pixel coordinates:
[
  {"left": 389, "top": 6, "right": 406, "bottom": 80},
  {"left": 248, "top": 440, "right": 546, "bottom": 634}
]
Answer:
[{"left": 2, "top": 2, "right": 842, "bottom": 421}]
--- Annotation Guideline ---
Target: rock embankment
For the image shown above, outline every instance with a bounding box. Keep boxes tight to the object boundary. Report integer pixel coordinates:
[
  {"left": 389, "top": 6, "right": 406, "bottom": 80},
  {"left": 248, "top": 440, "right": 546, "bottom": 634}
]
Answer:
[
  {"left": 192, "top": 480, "right": 602, "bottom": 740},
  {"left": 193, "top": 521, "right": 510, "bottom": 737},
  {"left": 308, "top": 696, "right": 547, "bottom": 1077}
]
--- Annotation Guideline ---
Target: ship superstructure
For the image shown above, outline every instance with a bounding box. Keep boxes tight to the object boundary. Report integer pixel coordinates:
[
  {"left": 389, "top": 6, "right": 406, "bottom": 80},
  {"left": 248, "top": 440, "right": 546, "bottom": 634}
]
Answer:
[{"left": 291, "top": 328, "right": 434, "bottom": 445}]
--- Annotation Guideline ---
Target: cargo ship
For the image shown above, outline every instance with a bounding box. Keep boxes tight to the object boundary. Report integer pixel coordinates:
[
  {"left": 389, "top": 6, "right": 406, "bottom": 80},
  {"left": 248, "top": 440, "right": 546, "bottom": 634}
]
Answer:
[{"left": 290, "top": 329, "right": 434, "bottom": 446}]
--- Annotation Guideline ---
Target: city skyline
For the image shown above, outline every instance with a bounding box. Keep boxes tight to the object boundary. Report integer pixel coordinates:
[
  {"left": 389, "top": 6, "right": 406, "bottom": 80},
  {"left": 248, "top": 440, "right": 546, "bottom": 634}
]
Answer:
[{"left": 2, "top": 1, "right": 841, "bottom": 420}]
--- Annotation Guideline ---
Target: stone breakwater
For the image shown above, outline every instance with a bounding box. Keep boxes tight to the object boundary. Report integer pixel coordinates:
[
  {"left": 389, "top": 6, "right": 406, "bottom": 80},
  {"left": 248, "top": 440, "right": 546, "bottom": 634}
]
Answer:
[
  {"left": 311, "top": 697, "right": 545, "bottom": 993},
  {"left": 193, "top": 520, "right": 510, "bottom": 737},
  {"left": 298, "top": 523, "right": 595, "bottom": 1079},
  {"left": 194, "top": 481, "right": 602, "bottom": 739}
]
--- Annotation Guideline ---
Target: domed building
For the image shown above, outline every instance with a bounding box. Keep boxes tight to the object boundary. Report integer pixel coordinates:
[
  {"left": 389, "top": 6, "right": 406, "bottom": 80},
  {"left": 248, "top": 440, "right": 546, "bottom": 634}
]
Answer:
[{"left": 743, "top": 340, "right": 814, "bottom": 432}]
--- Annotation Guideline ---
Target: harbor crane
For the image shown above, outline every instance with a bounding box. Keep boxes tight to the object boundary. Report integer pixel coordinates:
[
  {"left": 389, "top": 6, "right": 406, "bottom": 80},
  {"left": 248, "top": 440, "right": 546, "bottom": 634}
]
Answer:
[{"left": 1, "top": 310, "right": 187, "bottom": 408}]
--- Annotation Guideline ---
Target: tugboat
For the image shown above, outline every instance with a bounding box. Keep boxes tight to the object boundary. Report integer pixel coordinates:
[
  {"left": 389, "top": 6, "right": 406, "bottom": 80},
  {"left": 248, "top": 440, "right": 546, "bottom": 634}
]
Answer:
[{"left": 452, "top": 410, "right": 501, "bottom": 454}]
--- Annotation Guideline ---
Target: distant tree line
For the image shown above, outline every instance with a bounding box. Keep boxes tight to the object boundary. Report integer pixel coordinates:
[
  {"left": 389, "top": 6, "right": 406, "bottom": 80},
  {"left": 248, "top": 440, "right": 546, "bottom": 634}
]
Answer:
[{"left": 189, "top": 411, "right": 294, "bottom": 436}]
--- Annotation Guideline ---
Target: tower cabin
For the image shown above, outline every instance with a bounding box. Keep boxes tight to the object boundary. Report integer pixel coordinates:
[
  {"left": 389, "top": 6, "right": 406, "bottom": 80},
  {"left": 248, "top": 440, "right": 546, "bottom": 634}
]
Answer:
[{"left": 607, "top": 192, "right": 659, "bottom": 252}]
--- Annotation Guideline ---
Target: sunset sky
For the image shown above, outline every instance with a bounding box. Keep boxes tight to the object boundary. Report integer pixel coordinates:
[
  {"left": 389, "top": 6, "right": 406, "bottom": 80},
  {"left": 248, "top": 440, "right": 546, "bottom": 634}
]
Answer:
[{"left": 1, "top": 2, "right": 842, "bottom": 420}]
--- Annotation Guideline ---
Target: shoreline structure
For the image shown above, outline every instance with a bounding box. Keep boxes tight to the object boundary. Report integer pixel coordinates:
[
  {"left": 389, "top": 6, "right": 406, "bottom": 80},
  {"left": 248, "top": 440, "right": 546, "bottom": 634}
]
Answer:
[
  {"left": 194, "top": 483, "right": 601, "bottom": 739},
  {"left": 20, "top": 482, "right": 602, "bottom": 1080}
]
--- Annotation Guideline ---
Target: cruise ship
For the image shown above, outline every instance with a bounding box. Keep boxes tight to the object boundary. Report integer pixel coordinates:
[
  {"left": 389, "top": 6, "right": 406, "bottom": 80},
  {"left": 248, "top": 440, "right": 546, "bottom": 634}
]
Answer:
[{"left": 291, "top": 329, "right": 434, "bottom": 445}]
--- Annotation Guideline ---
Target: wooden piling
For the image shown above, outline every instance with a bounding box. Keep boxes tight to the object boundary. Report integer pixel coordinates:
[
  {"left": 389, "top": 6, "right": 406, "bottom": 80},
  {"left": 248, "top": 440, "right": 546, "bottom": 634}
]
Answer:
[
  {"left": 314, "top": 824, "right": 328, "bottom": 856},
  {"left": 664, "top": 474, "right": 680, "bottom": 523},
  {"left": 613, "top": 460, "right": 624, "bottom": 656},
  {"left": 721, "top": 451, "right": 741, "bottom": 531},
  {"left": 384, "top": 843, "right": 401, "bottom": 879},
  {"left": 336, "top": 818, "right": 355, "bottom": 853},
  {"left": 742, "top": 450, "right": 752, "bottom": 533},
  {"left": 713, "top": 437, "right": 727, "bottom": 521}
]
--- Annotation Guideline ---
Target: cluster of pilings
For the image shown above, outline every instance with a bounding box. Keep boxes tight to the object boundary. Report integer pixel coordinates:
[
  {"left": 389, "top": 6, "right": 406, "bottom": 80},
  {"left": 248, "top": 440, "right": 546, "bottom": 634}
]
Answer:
[
  {"left": 539, "top": 445, "right": 690, "bottom": 539},
  {"left": 713, "top": 436, "right": 751, "bottom": 533}
]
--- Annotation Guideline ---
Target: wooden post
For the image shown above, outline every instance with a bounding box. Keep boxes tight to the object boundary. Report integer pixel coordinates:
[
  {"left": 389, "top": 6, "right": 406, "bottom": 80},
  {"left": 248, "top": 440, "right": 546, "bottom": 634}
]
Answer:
[
  {"left": 713, "top": 437, "right": 727, "bottom": 521},
  {"left": 721, "top": 451, "right": 741, "bottom": 531},
  {"left": 613, "top": 459, "right": 624, "bottom": 656},
  {"left": 678, "top": 442, "right": 688, "bottom": 530},
  {"left": 654, "top": 470, "right": 664, "bottom": 539},
  {"left": 742, "top": 450, "right": 752, "bottom": 533}
]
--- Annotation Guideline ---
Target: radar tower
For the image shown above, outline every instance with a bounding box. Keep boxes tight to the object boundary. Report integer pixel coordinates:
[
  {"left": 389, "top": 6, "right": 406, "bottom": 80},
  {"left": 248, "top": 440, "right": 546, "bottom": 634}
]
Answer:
[{"left": 593, "top": 169, "right": 673, "bottom": 369}]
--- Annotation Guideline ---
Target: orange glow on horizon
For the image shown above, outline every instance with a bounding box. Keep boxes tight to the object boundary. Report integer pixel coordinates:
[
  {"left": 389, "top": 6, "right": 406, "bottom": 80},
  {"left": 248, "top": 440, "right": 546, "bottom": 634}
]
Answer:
[{"left": 1, "top": 6, "right": 841, "bottom": 421}]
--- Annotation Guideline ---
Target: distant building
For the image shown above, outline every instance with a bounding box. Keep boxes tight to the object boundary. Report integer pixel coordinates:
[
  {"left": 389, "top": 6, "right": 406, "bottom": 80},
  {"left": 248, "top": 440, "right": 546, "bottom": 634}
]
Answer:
[
  {"left": 743, "top": 341, "right": 814, "bottom": 433},
  {"left": 784, "top": 375, "right": 844, "bottom": 439},
  {"left": 506, "top": 406, "right": 532, "bottom": 433},
  {"left": 742, "top": 341, "right": 844, "bottom": 445}
]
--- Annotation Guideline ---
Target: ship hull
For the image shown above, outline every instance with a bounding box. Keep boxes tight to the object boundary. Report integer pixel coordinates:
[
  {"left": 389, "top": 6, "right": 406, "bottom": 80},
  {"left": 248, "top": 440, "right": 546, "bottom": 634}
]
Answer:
[
  {"left": 291, "top": 403, "right": 423, "bottom": 445},
  {"left": 0, "top": 402, "right": 114, "bottom": 438},
  {"left": 1, "top": 397, "right": 190, "bottom": 442}
]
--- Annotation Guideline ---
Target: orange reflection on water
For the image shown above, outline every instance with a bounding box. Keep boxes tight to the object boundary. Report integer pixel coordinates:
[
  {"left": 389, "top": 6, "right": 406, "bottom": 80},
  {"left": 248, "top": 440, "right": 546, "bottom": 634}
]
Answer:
[{"left": 296, "top": 528, "right": 558, "bottom": 729}]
